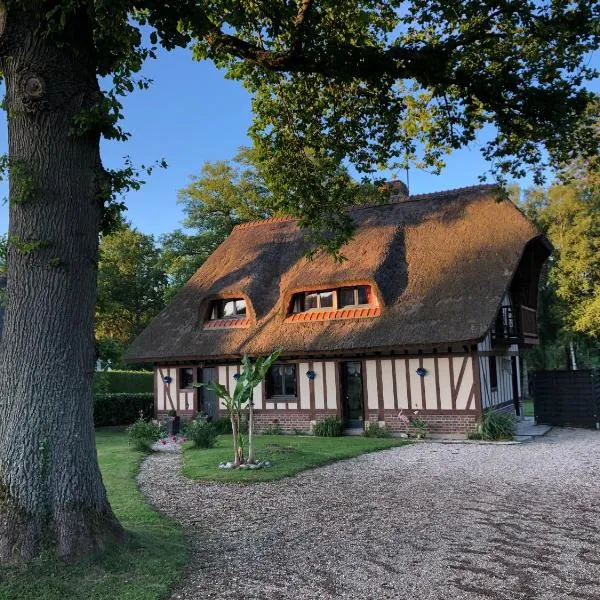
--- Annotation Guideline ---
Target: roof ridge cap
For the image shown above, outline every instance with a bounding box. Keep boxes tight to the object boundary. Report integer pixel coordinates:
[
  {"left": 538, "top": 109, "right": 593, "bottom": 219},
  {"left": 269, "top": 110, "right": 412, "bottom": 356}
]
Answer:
[
  {"left": 232, "top": 215, "right": 296, "bottom": 231},
  {"left": 231, "top": 184, "right": 498, "bottom": 230}
]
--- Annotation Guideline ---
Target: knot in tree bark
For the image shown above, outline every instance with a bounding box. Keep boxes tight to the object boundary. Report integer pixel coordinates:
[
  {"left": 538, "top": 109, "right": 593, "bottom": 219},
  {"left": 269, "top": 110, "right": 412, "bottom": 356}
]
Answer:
[{"left": 23, "top": 76, "right": 44, "bottom": 99}]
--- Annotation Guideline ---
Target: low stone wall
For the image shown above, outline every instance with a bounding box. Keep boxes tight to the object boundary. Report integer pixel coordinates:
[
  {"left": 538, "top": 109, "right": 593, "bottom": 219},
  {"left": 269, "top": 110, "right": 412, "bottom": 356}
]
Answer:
[
  {"left": 157, "top": 408, "right": 479, "bottom": 436},
  {"left": 368, "top": 410, "right": 478, "bottom": 435},
  {"left": 253, "top": 410, "right": 338, "bottom": 433}
]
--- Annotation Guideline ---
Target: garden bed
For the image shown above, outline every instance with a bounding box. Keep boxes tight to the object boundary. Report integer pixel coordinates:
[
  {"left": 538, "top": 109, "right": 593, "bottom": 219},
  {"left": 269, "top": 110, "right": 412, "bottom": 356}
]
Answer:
[{"left": 181, "top": 434, "right": 410, "bottom": 483}]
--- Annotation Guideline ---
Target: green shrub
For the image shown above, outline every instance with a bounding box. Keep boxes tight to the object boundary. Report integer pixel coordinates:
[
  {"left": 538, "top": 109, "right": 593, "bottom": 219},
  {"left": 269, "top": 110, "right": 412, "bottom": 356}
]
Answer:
[
  {"left": 213, "top": 417, "right": 233, "bottom": 435},
  {"left": 363, "top": 423, "right": 391, "bottom": 438},
  {"left": 93, "top": 370, "right": 153, "bottom": 394},
  {"left": 127, "top": 415, "right": 164, "bottom": 451},
  {"left": 312, "top": 416, "right": 344, "bottom": 437},
  {"left": 473, "top": 410, "right": 515, "bottom": 440},
  {"left": 186, "top": 420, "right": 218, "bottom": 448},
  {"left": 94, "top": 392, "right": 154, "bottom": 427}
]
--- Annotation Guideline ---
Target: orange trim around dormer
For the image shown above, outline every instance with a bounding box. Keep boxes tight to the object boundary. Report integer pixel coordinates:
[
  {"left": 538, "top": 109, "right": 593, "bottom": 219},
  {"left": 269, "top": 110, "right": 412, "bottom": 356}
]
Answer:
[
  {"left": 203, "top": 317, "right": 251, "bottom": 330},
  {"left": 285, "top": 306, "right": 381, "bottom": 323},
  {"left": 280, "top": 280, "right": 383, "bottom": 320},
  {"left": 198, "top": 291, "right": 256, "bottom": 326}
]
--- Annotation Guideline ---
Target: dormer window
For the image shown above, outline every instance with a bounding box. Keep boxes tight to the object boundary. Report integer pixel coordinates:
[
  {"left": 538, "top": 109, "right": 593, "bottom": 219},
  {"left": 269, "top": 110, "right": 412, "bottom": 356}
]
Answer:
[
  {"left": 209, "top": 298, "right": 246, "bottom": 320},
  {"left": 290, "top": 286, "right": 374, "bottom": 315},
  {"left": 339, "top": 286, "right": 370, "bottom": 307}
]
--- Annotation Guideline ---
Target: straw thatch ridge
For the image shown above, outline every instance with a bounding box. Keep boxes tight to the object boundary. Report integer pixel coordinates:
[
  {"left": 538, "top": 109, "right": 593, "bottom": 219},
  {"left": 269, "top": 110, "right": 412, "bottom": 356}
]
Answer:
[{"left": 127, "top": 185, "right": 549, "bottom": 362}]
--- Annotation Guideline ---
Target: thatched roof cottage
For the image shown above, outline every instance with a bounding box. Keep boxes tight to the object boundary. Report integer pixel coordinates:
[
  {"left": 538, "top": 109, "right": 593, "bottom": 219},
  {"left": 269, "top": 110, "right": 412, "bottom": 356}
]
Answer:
[{"left": 128, "top": 184, "right": 551, "bottom": 435}]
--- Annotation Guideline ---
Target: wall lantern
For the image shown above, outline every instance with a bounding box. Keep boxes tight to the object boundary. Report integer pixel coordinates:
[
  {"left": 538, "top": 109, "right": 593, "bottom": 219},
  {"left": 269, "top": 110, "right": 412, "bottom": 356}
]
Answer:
[
  {"left": 306, "top": 370, "right": 316, "bottom": 380},
  {"left": 233, "top": 373, "right": 241, "bottom": 380},
  {"left": 416, "top": 367, "right": 427, "bottom": 377},
  {"left": 163, "top": 376, "right": 172, "bottom": 384}
]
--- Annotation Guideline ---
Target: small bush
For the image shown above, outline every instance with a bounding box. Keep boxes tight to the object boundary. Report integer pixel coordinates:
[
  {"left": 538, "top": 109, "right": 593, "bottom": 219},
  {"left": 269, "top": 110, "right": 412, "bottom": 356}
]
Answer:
[
  {"left": 94, "top": 392, "right": 154, "bottom": 427},
  {"left": 363, "top": 423, "right": 391, "bottom": 438},
  {"left": 186, "top": 420, "right": 218, "bottom": 448},
  {"left": 313, "top": 416, "right": 344, "bottom": 437},
  {"left": 473, "top": 410, "right": 515, "bottom": 440},
  {"left": 128, "top": 416, "right": 164, "bottom": 452},
  {"left": 213, "top": 418, "right": 233, "bottom": 435}
]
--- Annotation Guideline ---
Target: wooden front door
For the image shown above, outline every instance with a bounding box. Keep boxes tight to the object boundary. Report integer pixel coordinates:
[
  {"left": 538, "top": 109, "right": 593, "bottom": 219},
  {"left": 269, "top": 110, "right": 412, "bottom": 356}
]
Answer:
[
  {"left": 200, "top": 367, "right": 218, "bottom": 420},
  {"left": 341, "top": 361, "right": 364, "bottom": 429}
]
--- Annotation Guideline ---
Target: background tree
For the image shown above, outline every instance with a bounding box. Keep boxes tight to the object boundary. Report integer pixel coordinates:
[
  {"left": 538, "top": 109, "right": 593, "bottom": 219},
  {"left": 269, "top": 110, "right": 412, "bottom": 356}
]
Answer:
[
  {"left": 162, "top": 146, "right": 382, "bottom": 299},
  {"left": 96, "top": 224, "right": 167, "bottom": 368},
  {"left": 522, "top": 178, "right": 600, "bottom": 370},
  {"left": 0, "top": 0, "right": 599, "bottom": 563}
]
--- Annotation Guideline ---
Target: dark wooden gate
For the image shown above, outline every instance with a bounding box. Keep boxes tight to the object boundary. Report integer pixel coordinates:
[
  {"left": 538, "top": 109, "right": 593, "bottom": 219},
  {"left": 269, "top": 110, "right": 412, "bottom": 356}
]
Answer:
[{"left": 533, "top": 370, "right": 599, "bottom": 428}]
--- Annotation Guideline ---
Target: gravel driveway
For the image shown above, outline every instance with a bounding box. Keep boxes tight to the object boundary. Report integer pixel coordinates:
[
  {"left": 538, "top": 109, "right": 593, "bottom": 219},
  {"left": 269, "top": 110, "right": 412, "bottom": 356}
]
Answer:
[{"left": 138, "top": 429, "right": 600, "bottom": 600}]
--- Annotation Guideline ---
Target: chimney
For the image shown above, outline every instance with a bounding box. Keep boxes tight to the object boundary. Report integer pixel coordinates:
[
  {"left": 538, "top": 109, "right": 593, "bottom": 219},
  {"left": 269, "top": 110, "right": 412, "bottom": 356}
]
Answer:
[{"left": 385, "top": 180, "right": 409, "bottom": 203}]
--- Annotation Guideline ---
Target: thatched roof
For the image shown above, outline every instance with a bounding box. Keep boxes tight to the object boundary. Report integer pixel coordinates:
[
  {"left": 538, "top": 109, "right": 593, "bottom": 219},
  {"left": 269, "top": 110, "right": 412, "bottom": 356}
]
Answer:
[{"left": 127, "top": 185, "right": 549, "bottom": 362}]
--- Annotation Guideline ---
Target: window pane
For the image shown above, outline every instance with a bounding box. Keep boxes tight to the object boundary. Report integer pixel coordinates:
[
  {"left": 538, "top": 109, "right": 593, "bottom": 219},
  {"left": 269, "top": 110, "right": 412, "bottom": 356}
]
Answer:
[
  {"left": 305, "top": 293, "right": 318, "bottom": 310},
  {"left": 489, "top": 356, "right": 498, "bottom": 390},
  {"left": 284, "top": 365, "right": 297, "bottom": 396},
  {"left": 210, "top": 302, "right": 220, "bottom": 320},
  {"left": 235, "top": 299, "right": 246, "bottom": 315},
  {"left": 357, "top": 286, "right": 369, "bottom": 305},
  {"left": 291, "top": 294, "right": 304, "bottom": 313},
  {"left": 222, "top": 300, "right": 236, "bottom": 317},
  {"left": 320, "top": 291, "right": 334, "bottom": 308},
  {"left": 339, "top": 288, "right": 355, "bottom": 307},
  {"left": 180, "top": 368, "right": 194, "bottom": 389},
  {"left": 271, "top": 366, "right": 284, "bottom": 396}
]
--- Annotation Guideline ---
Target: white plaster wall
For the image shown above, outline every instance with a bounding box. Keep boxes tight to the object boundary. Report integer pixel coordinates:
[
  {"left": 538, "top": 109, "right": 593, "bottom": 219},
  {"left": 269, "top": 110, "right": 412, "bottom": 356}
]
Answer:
[
  {"left": 365, "top": 360, "right": 379, "bottom": 410},
  {"left": 313, "top": 362, "right": 325, "bottom": 409},
  {"left": 299, "top": 361, "right": 310, "bottom": 409},
  {"left": 380, "top": 360, "right": 395, "bottom": 409},
  {"left": 395, "top": 360, "right": 409, "bottom": 409},
  {"left": 325, "top": 361, "right": 337, "bottom": 410}
]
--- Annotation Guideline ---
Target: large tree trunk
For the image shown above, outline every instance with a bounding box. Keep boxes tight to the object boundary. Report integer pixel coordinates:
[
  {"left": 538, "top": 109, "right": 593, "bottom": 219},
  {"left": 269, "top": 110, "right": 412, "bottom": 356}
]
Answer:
[{"left": 0, "top": 7, "right": 122, "bottom": 562}]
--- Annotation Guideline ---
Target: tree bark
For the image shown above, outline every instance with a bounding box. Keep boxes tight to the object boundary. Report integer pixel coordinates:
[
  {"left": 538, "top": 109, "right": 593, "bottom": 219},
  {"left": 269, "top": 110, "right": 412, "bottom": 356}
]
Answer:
[
  {"left": 0, "top": 7, "right": 122, "bottom": 562},
  {"left": 230, "top": 416, "right": 241, "bottom": 466},
  {"left": 247, "top": 402, "right": 255, "bottom": 464}
]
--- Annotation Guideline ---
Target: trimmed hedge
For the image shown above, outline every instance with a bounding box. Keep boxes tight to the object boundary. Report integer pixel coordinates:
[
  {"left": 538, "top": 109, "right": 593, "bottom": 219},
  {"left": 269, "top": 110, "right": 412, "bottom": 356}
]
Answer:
[
  {"left": 94, "top": 393, "right": 154, "bottom": 427},
  {"left": 94, "top": 370, "right": 154, "bottom": 395}
]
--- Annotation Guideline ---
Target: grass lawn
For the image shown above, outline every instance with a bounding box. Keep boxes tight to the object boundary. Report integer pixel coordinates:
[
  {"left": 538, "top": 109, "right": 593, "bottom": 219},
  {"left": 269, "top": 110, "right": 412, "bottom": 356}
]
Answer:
[
  {"left": 182, "top": 434, "right": 411, "bottom": 483},
  {"left": 522, "top": 399, "right": 535, "bottom": 417},
  {"left": 0, "top": 428, "right": 188, "bottom": 600}
]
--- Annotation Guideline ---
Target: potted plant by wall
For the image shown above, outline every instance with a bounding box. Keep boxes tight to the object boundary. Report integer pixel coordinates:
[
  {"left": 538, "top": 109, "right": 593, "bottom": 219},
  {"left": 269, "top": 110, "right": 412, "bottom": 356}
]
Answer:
[{"left": 167, "top": 409, "right": 180, "bottom": 436}]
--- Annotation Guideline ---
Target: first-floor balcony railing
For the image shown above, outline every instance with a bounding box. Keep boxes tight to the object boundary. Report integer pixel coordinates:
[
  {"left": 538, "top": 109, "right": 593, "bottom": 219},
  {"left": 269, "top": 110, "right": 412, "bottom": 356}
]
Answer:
[{"left": 492, "top": 305, "right": 538, "bottom": 345}]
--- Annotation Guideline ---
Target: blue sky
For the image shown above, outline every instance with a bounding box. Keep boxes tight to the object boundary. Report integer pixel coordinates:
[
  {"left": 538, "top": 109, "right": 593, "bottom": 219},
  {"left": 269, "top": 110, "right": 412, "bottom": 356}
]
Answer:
[{"left": 0, "top": 46, "right": 597, "bottom": 238}]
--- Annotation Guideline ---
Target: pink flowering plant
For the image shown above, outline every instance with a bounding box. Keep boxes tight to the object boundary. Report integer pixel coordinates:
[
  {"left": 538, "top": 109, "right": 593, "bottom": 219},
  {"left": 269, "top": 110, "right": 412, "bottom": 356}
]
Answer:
[
  {"left": 409, "top": 410, "right": 428, "bottom": 438},
  {"left": 397, "top": 409, "right": 428, "bottom": 438}
]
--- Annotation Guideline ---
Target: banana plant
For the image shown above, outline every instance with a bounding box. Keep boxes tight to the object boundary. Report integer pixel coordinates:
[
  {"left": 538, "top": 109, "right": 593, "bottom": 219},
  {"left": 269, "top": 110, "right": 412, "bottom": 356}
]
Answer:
[{"left": 195, "top": 348, "right": 281, "bottom": 467}]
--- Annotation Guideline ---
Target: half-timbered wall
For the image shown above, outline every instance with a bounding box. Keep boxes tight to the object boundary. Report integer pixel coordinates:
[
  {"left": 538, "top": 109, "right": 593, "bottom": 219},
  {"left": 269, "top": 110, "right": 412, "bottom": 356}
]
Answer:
[
  {"left": 155, "top": 366, "right": 196, "bottom": 414},
  {"left": 477, "top": 292, "right": 521, "bottom": 411},
  {"left": 363, "top": 356, "right": 476, "bottom": 414},
  {"left": 155, "top": 353, "right": 480, "bottom": 434}
]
